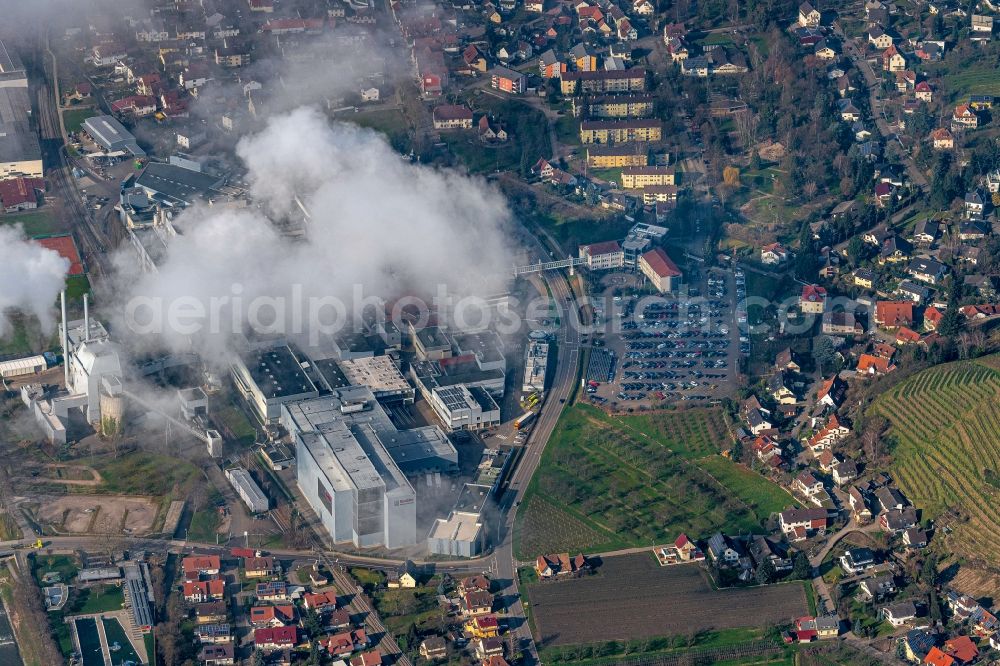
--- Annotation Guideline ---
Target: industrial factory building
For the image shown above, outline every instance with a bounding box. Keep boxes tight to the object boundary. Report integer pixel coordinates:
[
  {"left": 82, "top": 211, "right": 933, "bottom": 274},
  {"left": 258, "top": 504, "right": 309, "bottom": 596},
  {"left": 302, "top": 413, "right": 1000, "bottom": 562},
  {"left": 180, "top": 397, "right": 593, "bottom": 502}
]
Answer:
[
  {"left": 0, "top": 40, "right": 41, "bottom": 180},
  {"left": 231, "top": 344, "right": 319, "bottom": 424},
  {"left": 226, "top": 466, "right": 269, "bottom": 513},
  {"left": 283, "top": 384, "right": 456, "bottom": 548},
  {"left": 337, "top": 356, "right": 414, "bottom": 404},
  {"left": 0, "top": 355, "right": 47, "bottom": 379},
  {"left": 522, "top": 341, "right": 549, "bottom": 393},
  {"left": 427, "top": 483, "right": 490, "bottom": 558},
  {"left": 132, "top": 161, "right": 226, "bottom": 207},
  {"left": 427, "top": 385, "right": 500, "bottom": 432},
  {"left": 82, "top": 115, "right": 146, "bottom": 157}
]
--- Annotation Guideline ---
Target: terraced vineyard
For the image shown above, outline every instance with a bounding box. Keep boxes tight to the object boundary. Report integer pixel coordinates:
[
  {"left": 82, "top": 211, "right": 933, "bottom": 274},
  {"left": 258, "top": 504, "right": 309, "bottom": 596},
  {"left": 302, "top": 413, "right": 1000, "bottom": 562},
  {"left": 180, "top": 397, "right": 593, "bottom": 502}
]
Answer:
[{"left": 871, "top": 357, "right": 1000, "bottom": 566}]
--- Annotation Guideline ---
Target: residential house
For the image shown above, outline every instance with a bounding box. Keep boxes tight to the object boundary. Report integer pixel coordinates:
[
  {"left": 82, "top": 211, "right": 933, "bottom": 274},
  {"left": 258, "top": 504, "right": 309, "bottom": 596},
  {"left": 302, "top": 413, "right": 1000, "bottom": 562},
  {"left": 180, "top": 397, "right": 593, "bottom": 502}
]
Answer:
[
  {"left": 255, "top": 626, "right": 299, "bottom": 651},
  {"left": 193, "top": 624, "right": 232, "bottom": 644},
  {"left": 474, "top": 637, "right": 505, "bottom": 659},
  {"left": 761, "top": 242, "right": 790, "bottom": 265},
  {"left": 881, "top": 601, "right": 918, "bottom": 627},
  {"left": 869, "top": 28, "right": 893, "bottom": 49},
  {"left": 859, "top": 573, "right": 896, "bottom": 600},
  {"left": 838, "top": 99, "right": 862, "bottom": 122},
  {"left": 854, "top": 268, "right": 875, "bottom": 289},
  {"left": 912, "top": 219, "right": 940, "bottom": 244},
  {"left": 808, "top": 413, "right": 850, "bottom": 453},
  {"left": 883, "top": 45, "right": 906, "bottom": 71},
  {"left": 931, "top": 128, "right": 954, "bottom": 149},
  {"left": 794, "top": 470, "right": 825, "bottom": 497},
  {"left": 897, "top": 280, "right": 930, "bottom": 304},
  {"left": 432, "top": 105, "right": 474, "bottom": 130},
  {"left": 303, "top": 591, "right": 338, "bottom": 613},
  {"left": 904, "top": 629, "right": 937, "bottom": 663},
  {"left": 881, "top": 507, "right": 918, "bottom": 533},
  {"left": 459, "top": 575, "right": 491, "bottom": 595},
  {"left": 420, "top": 637, "right": 447, "bottom": 660},
  {"left": 964, "top": 189, "right": 987, "bottom": 220},
  {"left": 971, "top": 13, "right": 995, "bottom": 33},
  {"left": 840, "top": 547, "right": 876, "bottom": 574},
  {"left": 915, "top": 81, "right": 933, "bottom": 102},
  {"left": 769, "top": 372, "right": 798, "bottom": 405},
  {"left": 875, "top": 301, "right": 914, "bottom": 329},
  {"left": 952, "top": 105, "right": 979, "bottom": 129},
  {"left": 462, "top": 590, "right": 494, "bottom": 616},
  {"left": 903, "top": 528, "right": 928, "bottom": 548},
  {"left": 817, "top": 375, "right": 847, "bottom": 409},
  {"left": 775, "top": 348, "right": 801, "bottom": 372},
  {"left": 908, "top": 257, "right": 948, "bottom": 284},
  {"left": 535, "top": 553, "right": 588, "bottom": 577},
  {"left": 799, "top": 1, "right": 821, "bottom": 26},
  {"left": 244, "top": 557, "right": 275, "bottom": 579},
  {"left": 250, "top": 605, "right": 296, "bottom": 628},
  {"left": 657, "top": 533, "right": 705, "bottom": 564},
  {"left": 321, "top": 629, "right": 370, "bottom": 658},
  {"left": 876, "top": 486, "right": 908, "bottom": 512},
  {"left": 800, "top": 285, "right": 827, "bottom": 313},
  {"left": 194, "top": 602, "right": 228, "bottom": 624},
  {"left": 706, "top": 533, "right": 745, "bottom": 566},
  {"left": 199, "top": 644, "right": 235, "bottom": 666},
  {"left": 778, "top": 508, "right": 829, "bottom": 538},
  {"left": 943, "top": 635, "right": 978, "bottom": 664},
  {"left": 183, "top": 580, "right": 225, "bottom": 602},
  {"left": 387, "top": 570, "right": 417, "bottom": 589},
  {"left": 823, "top": 311, "right": 862, "bottom": 335},
  {"left": 465, "top": 615, "right": 500, "bottom": 639},
  {"left": 464, "top": 45, "right": 488, "bottom": 73},
  {"left": 746, "top": 408, "right": 774, "bottom": 435},
  {"left": 749, "top": 535, "right": 792, "bottom": 572},
  {"left": 351, "top": 651, "right": 383, "bottom": 666},
  {"left": 848, "top": 486, "right": 873, "bottom": 522},
  {"left": 832, "top": 460, "right": 859, "bottom": 485}
]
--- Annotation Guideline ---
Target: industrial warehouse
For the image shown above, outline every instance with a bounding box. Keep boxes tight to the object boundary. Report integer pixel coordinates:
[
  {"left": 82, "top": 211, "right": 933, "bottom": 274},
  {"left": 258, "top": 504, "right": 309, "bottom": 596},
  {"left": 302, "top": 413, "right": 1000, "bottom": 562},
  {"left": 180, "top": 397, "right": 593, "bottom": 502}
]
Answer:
[{"left": 0, "top": 40, "right": 42, "bottom": 180}]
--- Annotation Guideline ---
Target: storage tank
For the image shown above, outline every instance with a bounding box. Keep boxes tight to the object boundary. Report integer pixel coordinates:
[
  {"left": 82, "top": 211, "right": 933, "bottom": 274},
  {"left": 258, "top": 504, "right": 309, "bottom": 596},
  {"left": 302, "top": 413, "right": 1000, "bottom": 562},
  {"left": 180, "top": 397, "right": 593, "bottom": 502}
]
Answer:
[{"left": 99, "top": 389, "right": 124, "bottom": 437}]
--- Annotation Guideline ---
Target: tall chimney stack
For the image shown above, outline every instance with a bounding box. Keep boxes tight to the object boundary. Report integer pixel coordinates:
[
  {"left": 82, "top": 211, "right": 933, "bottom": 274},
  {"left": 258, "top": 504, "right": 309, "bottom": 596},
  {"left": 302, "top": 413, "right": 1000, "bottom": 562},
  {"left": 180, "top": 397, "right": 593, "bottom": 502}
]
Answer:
[
  {"left": 61, "top": 290, "right": 70, "bottom": 389},
  {"left": 83, "top": 293, "right": 90, "bottom": 343}
]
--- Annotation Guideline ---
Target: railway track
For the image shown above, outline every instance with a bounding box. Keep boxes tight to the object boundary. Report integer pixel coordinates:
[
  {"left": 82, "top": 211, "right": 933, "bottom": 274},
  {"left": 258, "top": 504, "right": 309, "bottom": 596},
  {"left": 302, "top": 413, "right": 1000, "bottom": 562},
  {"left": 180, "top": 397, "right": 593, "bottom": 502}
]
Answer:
[{"left": 34, "top": 35, "right": 112, "bottom": 279}]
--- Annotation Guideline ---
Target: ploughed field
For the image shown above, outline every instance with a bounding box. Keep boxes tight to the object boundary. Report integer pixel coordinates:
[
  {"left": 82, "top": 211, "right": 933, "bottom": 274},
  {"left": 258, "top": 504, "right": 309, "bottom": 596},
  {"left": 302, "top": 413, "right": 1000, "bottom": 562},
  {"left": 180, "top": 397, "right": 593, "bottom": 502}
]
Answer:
[{"left": 527, "top": 553, "right": 809, "bottom": 645}]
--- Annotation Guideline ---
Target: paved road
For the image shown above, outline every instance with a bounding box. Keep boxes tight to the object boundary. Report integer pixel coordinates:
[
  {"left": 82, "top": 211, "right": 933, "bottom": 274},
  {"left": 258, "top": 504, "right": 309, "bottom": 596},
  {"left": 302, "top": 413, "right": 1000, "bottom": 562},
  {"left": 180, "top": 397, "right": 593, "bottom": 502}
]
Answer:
[{"left": 835, "top": 24, "right": 928, "bottom": 191}]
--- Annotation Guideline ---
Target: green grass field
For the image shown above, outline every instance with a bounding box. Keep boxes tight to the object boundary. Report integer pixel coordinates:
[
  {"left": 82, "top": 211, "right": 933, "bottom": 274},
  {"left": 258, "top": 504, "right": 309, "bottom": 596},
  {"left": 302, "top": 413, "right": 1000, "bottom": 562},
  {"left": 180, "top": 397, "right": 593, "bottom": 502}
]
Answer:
[
  {"left": 351, "top": 108, "right": 412, "bottom": 151},
  {"left": 441, "top": 132, "right": 520, "bottom": 173},
  {"left": 540, "top": 627, "right": 791, "bottom": 666},
  {"left": 0, "top": 209, "right": 63, "bottom": 237},
  {"left": 62, "top": 108, "right": 93, "bottom": 134},
  {"left": 871, "top": 356, "right": 1000, "bottom": 566},
  {"left": 939, "top": 66, "right": 1000, "bottom": 103},
  {"left": 514, "top": 404, "right": 796, "bottom": 558},
  {"left": 88, "top": 451, "right": 201, "bottom": 498}
]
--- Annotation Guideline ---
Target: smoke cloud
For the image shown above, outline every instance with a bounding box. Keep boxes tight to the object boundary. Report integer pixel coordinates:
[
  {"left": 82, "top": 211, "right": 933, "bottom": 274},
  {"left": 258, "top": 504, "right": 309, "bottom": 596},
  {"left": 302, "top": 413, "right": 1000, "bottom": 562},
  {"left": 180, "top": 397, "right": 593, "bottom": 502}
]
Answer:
[
  {"left": 110, "top": 107, "right": 513, "bottom": 355},
  {"left": 0, "top": 225, "right": 70, "bottom": 336}
]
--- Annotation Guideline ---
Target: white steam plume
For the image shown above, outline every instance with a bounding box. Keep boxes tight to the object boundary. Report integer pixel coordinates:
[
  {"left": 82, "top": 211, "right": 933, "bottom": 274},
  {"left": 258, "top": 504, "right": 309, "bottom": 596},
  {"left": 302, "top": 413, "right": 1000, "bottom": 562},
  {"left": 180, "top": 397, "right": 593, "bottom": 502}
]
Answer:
[
  {"left": 0, "top": 225, "right": 70, "bottom": 336},
  {"left": 110, "top": 107, "right": 513, "bottom": 354}
]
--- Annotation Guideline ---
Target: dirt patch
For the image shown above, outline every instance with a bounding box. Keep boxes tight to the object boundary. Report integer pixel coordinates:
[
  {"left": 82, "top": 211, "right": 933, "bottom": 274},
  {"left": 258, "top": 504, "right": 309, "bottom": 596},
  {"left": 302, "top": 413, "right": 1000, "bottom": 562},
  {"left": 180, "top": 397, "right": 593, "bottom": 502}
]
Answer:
[
  {"left": 34, "top": 495, "right": 157, "bottom": 535},
  {"left": 528, "top": 553, "right": 808, "bottom": 646},
  {"left": 38, "top": 463, "right": 102, "bottom": 486}
]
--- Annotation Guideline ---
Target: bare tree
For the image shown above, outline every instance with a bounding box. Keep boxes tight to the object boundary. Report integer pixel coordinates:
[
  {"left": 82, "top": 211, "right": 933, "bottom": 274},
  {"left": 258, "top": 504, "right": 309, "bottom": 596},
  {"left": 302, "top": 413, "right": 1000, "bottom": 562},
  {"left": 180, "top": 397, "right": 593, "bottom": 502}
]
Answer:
[{"left": 734, "top": 109, "right": 759, "bottom": 158}]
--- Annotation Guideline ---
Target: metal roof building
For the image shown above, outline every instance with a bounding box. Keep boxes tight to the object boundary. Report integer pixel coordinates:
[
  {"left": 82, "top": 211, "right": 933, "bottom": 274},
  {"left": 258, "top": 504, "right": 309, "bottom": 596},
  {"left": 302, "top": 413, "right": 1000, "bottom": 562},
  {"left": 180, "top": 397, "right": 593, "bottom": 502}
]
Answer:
[
  {"left": 0, "top": 355, "right": 46, "bottom": 379},
  {"left": 82, "top": 115, "right": 146, "bottom": 157},
  {"left": 225, "top": 466, "right": 269, "bottom": 513}
]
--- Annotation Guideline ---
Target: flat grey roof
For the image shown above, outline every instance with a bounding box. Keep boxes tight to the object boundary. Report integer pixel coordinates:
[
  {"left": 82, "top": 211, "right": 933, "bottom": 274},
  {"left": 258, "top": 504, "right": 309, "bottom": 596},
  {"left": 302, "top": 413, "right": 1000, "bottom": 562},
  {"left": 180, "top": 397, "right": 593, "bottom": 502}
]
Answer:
[
  {"left": 0, "top": 87, "right": 40, "bottom": 166},
  {"left": 135, "top": 162, "right": 223, "bottom": 205},
  {"left": 0, "top": 39, "right": 26, "bottom": 77},
  {"left": 241, "top": 346, "right": 317, "bottom": 399}
]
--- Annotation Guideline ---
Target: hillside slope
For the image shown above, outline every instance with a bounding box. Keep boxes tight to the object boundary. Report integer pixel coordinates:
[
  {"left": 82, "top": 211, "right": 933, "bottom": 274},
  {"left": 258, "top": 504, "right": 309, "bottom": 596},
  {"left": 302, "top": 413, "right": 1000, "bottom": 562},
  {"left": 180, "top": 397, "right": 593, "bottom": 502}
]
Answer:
[{"left": 871, "top": 356, "right": 1000, "bottom": 567}]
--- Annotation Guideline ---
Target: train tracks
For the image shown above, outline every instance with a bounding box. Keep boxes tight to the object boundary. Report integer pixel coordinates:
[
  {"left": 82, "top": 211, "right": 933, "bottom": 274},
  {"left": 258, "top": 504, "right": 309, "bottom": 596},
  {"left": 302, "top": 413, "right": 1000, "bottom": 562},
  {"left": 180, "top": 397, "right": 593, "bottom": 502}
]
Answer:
[{"left": 34, "top": 37, "right": 112, "bottom": 279}]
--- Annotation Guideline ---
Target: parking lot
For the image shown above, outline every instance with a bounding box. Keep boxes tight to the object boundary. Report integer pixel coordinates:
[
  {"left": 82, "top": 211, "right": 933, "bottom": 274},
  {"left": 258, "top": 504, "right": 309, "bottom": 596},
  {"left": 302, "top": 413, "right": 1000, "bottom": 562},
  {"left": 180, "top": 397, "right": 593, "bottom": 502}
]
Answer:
[{"left": 582, "top": 266, "right": 742, "bottom": 410}]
